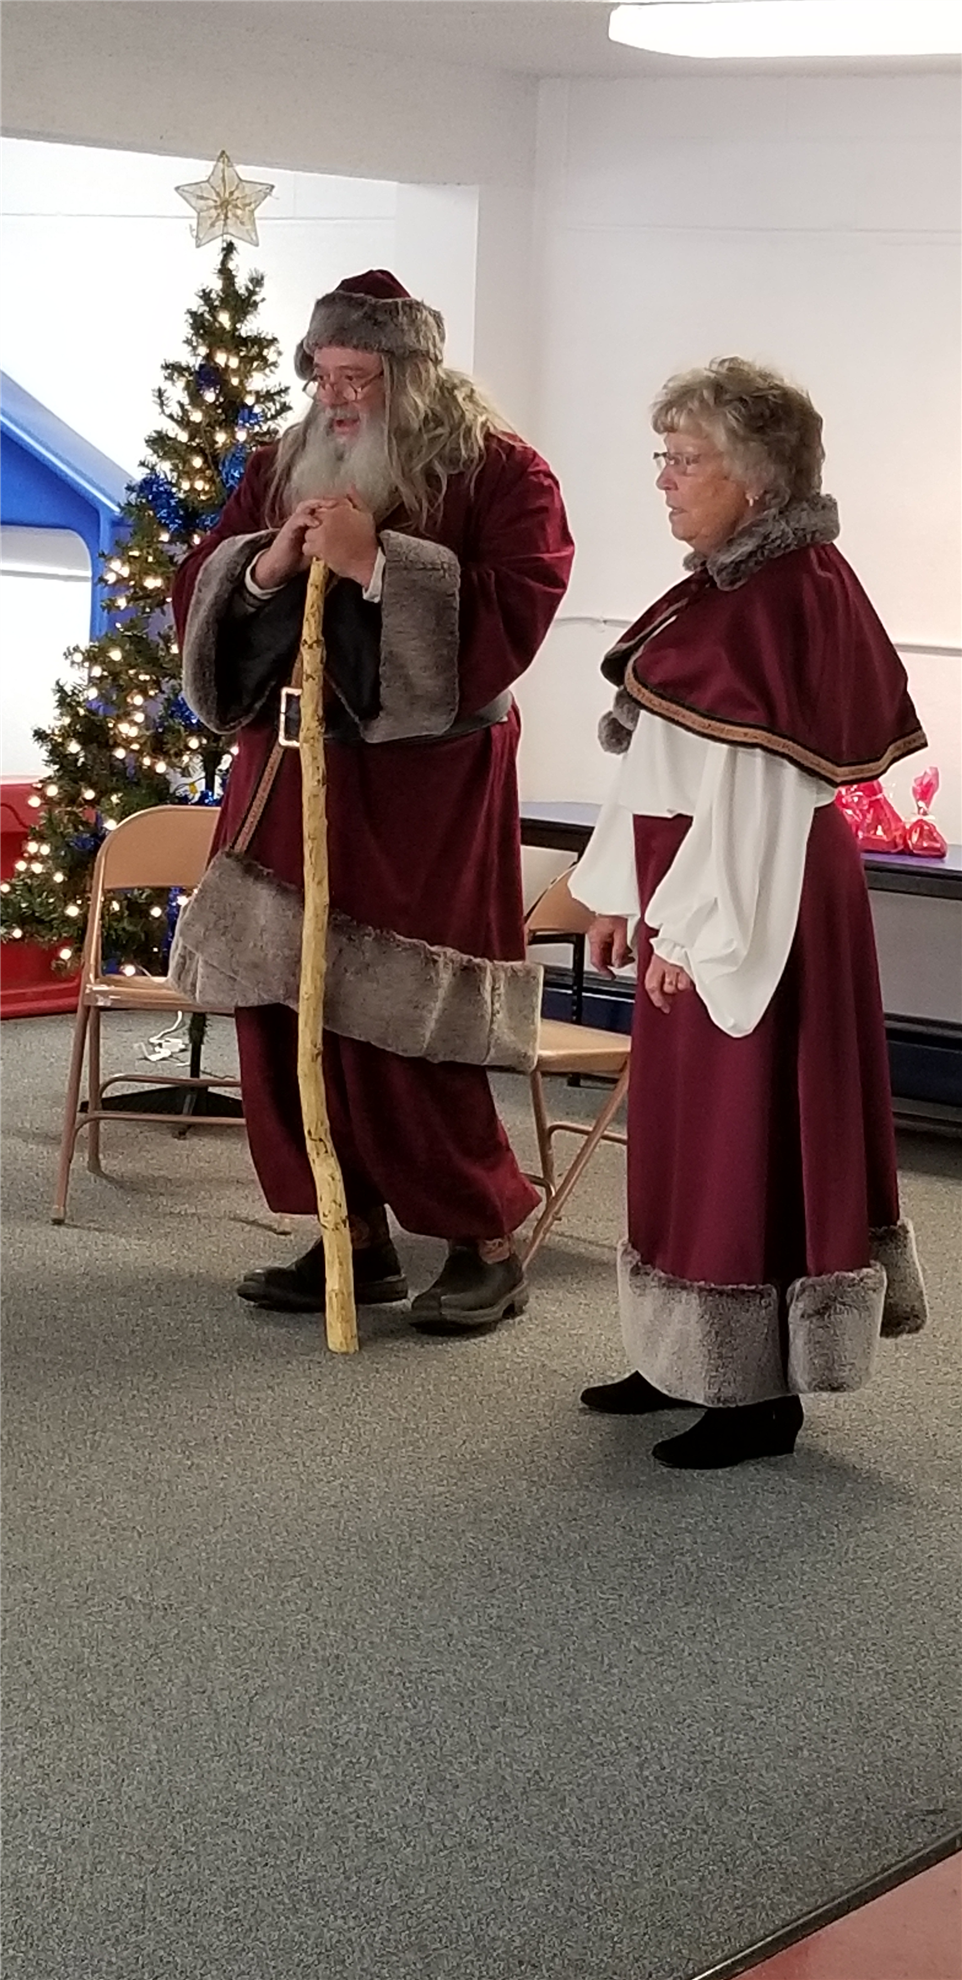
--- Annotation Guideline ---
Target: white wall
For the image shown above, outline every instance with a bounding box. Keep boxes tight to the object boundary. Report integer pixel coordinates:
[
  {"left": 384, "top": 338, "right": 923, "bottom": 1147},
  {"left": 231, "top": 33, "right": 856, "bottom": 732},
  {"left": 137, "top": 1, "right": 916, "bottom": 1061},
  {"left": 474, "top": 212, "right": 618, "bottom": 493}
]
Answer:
[
  {"left": 0, "top": 138, "right": 482, "bottom": 772},
  {"left": 0, "top": 1, "right": 539, "bottom": 430},
  {"left": 0, "top": 138, "right": 479, "bottom": 477},
  {"left": 3, "top": 70, "right": 960, "bottom": 837},
  {"left": 0, "top": 528, "right": 91, "bottom": 776},
  {"left": 521, "top": 72, "right": 962, "bottom": 839}
]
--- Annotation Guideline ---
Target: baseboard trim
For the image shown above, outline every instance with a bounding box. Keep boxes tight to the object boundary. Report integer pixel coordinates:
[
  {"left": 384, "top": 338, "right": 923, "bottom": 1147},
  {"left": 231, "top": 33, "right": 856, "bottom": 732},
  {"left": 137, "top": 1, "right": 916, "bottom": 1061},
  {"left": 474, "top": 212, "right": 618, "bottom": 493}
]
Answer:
[{"left": 687, "top": 1829, "right": 962, "bottom": 1980}]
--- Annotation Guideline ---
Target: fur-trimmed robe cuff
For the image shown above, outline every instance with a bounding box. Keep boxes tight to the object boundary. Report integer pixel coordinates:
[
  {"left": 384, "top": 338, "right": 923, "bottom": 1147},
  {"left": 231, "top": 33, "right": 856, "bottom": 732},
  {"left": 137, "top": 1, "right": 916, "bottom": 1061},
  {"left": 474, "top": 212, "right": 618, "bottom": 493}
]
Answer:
[
  {"left": 617, "top": 1241, "right": 904, "bottom": 1405},
  {"left": 372, "top": 529, "right": 460, "bottom": 742},
  {"left": 168, "top": 851, "right": 541, "bottom": 1073},
  {"left": 179, "top": 528, "right": 461, "bottom": 744},
  {"left": 182, "top": 530, "right": 279, "bottom": 730}
]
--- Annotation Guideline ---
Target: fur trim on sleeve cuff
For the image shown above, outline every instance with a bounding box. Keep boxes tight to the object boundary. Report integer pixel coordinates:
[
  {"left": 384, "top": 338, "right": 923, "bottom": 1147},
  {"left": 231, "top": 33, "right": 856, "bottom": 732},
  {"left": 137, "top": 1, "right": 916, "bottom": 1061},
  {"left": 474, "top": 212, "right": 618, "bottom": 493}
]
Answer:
[
  {"left": 181, "top": 531, "right": 277, "bottom": 730},
  {"left": 365, "top": 530, "right": 460, "bottom": 742}
]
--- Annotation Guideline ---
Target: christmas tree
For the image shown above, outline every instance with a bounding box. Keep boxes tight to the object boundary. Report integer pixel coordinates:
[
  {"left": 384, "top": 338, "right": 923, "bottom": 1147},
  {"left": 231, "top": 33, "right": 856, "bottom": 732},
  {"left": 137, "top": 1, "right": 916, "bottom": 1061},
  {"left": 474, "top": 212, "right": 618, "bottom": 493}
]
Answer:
[{"left": 1, "top": 239, "right": 289, "bottom": 976}]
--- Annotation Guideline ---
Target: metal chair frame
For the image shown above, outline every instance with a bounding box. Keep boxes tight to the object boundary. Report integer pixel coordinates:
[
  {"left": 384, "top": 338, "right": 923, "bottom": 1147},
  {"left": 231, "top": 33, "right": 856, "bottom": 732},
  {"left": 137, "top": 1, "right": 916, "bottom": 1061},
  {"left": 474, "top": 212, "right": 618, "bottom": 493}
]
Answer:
[
  {"left": 519, "top": 865, "right": 630, "bottom": 1268},
  {"left": 51, "top": 805, "right": 243, "bottom": 1225}
]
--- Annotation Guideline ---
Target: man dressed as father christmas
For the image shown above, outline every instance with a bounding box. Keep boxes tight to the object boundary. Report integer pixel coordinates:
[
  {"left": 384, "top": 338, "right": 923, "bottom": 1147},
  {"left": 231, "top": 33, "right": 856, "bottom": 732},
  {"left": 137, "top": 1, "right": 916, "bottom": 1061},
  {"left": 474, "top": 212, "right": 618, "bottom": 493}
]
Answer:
[{"left": 170, "top": 270, "right": 574, "bottom": 1329}]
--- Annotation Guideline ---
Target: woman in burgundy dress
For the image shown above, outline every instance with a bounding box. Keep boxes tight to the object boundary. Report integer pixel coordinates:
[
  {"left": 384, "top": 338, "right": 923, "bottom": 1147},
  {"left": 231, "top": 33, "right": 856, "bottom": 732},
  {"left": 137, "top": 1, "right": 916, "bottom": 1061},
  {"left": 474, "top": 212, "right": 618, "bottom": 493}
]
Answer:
[{"left": 573, "top": 358, "right": 928, "bottom": 1470}]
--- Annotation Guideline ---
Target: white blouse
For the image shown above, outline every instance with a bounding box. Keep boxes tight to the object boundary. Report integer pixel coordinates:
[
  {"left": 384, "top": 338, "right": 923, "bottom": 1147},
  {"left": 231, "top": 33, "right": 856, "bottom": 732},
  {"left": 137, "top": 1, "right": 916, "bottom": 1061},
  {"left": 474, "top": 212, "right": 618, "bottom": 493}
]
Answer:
[{"left": 571, "top": 711, "right": 835, "bottom": 1038}]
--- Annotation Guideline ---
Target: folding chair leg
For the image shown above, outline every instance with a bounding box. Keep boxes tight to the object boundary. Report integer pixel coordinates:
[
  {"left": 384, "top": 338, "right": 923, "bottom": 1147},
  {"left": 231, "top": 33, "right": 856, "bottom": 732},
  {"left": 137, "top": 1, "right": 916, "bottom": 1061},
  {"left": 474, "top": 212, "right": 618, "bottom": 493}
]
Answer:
[
  {"left": 51, "top": 999, "right": 92, "bottom": 1224},
  {"left": 529, "top": 1069, "right": 557, "bottom": 1194},
  {"left": 520, "top": 1064, "right": 630, "bottom": 1270},
  {"left": 86, "top": 1005, "right": 104, "bottom": 1175}
]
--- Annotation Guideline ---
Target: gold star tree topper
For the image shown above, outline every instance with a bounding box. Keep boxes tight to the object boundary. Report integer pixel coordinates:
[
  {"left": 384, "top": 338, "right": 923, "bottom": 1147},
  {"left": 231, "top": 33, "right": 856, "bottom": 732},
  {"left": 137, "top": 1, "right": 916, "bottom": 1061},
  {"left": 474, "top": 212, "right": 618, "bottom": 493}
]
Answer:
[{"left": 176, "top": 151, "right": 273, "bottom": 248}]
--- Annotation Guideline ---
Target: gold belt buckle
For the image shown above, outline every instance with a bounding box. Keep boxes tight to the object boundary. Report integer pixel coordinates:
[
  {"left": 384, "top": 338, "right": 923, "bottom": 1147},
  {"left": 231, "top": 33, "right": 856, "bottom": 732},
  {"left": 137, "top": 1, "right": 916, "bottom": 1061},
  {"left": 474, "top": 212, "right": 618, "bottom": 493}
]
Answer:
[{"left": 278, "top": 686, "right": 301, "bottom": 749}]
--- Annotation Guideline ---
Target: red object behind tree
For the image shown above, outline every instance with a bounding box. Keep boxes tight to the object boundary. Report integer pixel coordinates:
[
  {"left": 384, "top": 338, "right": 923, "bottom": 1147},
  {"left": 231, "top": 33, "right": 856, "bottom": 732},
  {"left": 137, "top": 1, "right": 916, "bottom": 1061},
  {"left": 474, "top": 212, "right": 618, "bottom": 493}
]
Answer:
[{"left": 1, "top": 781, "right": 79, "bottom": 1017}]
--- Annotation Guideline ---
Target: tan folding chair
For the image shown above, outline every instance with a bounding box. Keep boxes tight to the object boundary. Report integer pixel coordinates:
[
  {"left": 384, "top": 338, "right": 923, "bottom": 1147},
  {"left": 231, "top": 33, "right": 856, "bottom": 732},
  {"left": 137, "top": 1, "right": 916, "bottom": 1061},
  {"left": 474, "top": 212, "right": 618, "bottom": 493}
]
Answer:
[
  {"left": 51, "top": 804, "right": 243, "bottom": 1225},
  {"left": 519, "top": 865, "right": 630, "bottom": 1268}
]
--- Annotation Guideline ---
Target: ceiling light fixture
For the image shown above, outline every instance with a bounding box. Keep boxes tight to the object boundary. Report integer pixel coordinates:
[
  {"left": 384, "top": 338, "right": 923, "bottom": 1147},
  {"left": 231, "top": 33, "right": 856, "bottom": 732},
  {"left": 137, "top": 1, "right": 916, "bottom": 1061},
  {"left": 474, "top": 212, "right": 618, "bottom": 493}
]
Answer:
[{"left": 609, "top": 2, "right": 962, "bottom": 59}]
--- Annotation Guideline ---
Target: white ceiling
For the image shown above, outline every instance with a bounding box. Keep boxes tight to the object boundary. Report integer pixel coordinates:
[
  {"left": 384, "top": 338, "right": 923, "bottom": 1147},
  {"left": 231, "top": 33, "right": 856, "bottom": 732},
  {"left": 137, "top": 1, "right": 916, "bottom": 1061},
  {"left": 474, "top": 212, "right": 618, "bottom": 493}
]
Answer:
[
  {"left": 3, "top": 0, "right": 956, "bottom": 90},
  {"left": 240, "top": 2, "right": 671, "bottom": 78}
]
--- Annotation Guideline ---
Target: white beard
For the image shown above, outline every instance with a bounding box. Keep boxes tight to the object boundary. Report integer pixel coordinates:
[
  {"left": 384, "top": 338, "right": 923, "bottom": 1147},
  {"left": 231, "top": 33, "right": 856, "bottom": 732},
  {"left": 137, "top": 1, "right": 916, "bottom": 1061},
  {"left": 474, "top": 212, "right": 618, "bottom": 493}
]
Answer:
[{"left": 286, "top": 406, "right": 397, "bottom": 519}]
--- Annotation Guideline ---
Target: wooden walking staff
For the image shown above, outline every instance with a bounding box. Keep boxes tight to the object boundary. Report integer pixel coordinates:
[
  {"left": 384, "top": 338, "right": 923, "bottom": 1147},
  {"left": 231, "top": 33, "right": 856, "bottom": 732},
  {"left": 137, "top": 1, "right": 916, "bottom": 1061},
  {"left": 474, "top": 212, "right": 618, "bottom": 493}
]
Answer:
[{"left": 295, "top": 558, "right": 358, "bottom": 1354}]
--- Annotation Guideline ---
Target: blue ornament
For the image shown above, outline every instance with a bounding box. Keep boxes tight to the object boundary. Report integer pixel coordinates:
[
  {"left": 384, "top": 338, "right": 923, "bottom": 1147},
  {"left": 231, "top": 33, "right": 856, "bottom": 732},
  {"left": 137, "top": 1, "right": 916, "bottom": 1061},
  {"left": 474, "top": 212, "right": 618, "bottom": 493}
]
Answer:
[
  {"left": 196, "top": 509, "right": 222, "bottom": 531},
  {"left": 169, "top": 692, "right": 198, "bottom": 725},
  {"left": 136, "top": 470, "right": 188, "bottom": 536},
  {"left": 219, "top": 446, "right": 247, "bottom": 492},
  {"left": 196, "top": 363, "right": 220, "bottom": 390},
  {"left": 235, "top": 405, "right": 261, "bottom": 429}
]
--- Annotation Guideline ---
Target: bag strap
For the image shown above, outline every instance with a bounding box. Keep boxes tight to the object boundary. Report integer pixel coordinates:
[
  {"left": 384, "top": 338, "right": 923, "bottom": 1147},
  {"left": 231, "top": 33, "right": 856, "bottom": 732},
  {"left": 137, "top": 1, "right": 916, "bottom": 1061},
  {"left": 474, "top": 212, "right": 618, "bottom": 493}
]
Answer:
[{"left": 228, "top": 649, "right": 303, "bottom": 858}]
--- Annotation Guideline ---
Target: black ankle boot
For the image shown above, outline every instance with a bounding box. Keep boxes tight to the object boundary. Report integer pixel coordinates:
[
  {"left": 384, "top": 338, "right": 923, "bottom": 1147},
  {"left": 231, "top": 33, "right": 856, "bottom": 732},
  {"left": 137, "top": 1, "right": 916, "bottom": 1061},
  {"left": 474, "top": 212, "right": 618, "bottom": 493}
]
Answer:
[
  {"left": 580, "top": 1372, "right": 690, "bottom": 1415},
  {"left": 409, "top": 1245, "right": 528, "bottom": 1333},
  {"left": 652, "top": 1396, "right": 804, "bottom": 1470},
  {"left": 237, "top": 1236, "right": 408, "bottom": 1314}
]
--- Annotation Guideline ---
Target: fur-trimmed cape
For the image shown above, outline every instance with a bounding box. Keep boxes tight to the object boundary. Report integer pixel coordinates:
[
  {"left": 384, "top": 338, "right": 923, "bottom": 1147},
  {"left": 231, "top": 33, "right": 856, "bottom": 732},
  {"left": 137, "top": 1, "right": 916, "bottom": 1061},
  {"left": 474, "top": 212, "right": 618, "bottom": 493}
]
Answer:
[{"left": 599, "top": 496, "right": 925, "bottom": 784}]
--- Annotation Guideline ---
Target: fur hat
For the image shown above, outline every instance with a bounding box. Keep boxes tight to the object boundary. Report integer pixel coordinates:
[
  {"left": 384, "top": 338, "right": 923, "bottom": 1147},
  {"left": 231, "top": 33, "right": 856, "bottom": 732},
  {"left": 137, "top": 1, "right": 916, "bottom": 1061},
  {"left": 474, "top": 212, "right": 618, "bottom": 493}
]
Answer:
[{"left": 294, "top": 269, "right": 445, "bottom": 378}]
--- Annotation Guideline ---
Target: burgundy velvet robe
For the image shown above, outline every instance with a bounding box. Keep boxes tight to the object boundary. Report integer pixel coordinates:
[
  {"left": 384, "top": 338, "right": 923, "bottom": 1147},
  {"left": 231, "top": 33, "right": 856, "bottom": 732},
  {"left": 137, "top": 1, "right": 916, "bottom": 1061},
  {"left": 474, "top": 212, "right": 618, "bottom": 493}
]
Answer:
[
  {"left": 606, "top": 523, "right": 926, "bottom": 1403},
  {"left": 171, "top": 434, "right": 574, "bottom": 1234},
  {"left": 629, "top": 807, "right": 900, "bottom": 1291}
]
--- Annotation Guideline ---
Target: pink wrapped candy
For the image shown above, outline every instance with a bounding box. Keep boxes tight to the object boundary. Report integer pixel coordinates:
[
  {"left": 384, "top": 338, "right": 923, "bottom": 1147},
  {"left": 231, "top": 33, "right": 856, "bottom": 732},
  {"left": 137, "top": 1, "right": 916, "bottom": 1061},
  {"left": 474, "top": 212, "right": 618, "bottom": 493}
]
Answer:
[
  {"left": 904, "top": 767, "right": 947, "bottom": 858},
  {"left": 851, "top": 779, "right": 906, "bottom": 854},
  {"left": 834, "top": 785, "right": 870, "bottom": 835}
]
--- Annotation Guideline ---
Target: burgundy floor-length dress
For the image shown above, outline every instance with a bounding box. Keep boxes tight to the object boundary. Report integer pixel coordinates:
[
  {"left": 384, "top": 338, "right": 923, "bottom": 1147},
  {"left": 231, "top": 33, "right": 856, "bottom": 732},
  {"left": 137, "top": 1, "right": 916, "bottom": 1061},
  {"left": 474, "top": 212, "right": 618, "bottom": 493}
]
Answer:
[
  {"left": 628, "top": 805, "right": 900, "bottom": 1293},
  {"left": 588, "top": 503, "right": 928, "bottom": 1403}
]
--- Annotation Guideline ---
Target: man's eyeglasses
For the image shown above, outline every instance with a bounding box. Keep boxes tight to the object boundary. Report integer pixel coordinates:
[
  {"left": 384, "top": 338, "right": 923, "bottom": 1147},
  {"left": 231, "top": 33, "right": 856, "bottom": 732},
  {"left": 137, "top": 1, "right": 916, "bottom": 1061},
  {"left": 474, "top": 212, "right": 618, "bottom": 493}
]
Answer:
[
  {"left": 304, "top": 367, "right": 384, "bottom": 402},
  {"left": 653, "top": 450, "right": 714, "bottom": 477}
]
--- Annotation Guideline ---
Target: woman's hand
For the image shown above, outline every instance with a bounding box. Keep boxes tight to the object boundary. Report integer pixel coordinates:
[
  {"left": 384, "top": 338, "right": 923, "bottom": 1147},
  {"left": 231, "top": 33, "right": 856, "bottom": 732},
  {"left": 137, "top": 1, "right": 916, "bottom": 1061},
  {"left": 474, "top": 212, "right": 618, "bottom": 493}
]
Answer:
[
  {"left": 588, "top": 915, "right": 633, "bottom": 977},
  {"left": 644, "top": 955, "right": 693, "bottom": 1013},
  {"left": 303, "top": 494, "right": 378, "bottom": 587},
  {"left": 249, "top": 500, "right": 326, "bottom": 590}
]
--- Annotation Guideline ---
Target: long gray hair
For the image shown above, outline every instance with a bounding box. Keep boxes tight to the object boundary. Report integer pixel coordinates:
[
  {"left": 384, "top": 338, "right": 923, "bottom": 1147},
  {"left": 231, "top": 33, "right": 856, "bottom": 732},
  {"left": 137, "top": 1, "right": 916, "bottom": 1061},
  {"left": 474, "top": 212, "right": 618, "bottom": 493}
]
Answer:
[{"left": 267, "top": 355, "right": 509, "bottom": 527}]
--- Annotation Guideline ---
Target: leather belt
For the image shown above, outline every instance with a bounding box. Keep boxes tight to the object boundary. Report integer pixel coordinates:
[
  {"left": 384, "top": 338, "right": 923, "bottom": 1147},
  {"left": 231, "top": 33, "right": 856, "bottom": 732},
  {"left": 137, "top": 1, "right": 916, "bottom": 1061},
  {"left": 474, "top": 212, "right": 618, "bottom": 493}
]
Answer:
[{"left": 330, "top": 688, "right": 514, "bottom": 749}]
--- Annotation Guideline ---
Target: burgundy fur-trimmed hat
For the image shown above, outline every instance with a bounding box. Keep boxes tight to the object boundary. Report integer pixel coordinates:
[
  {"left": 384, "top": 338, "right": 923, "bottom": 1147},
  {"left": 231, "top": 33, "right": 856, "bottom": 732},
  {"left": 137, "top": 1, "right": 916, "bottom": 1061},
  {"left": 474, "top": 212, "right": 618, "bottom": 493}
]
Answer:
[{"left": 293, "top": 269, "right": 445, "bottom": 377}]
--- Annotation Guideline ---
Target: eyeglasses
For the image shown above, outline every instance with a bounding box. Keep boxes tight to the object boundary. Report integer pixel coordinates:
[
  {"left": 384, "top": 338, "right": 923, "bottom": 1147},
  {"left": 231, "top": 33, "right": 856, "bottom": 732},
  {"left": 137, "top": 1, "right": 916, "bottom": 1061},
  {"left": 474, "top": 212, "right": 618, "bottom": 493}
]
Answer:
[
  {"left": 304, "top": 366, "right": 384, "bottom": 402},
  {"left": 652, "top": 450, "right": 715, "bottom": 477}
]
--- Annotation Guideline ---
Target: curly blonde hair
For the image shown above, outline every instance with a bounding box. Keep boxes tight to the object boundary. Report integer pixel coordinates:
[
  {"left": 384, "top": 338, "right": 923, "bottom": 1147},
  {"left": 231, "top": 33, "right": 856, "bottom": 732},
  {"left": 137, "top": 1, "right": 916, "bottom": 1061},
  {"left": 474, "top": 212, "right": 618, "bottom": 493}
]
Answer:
[
  {"left": 268, "top": 355, "right": 509, "bottom": 528},
  {"left": 652, "top": 357, "right": 825, "bottom": 508}
]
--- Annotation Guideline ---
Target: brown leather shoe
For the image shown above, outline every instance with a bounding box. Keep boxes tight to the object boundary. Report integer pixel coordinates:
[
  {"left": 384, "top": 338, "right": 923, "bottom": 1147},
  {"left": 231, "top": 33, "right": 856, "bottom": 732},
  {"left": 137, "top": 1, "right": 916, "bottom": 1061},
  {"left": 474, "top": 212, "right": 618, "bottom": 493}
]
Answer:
[
  {"left": 409, "top": 1244, "right": 528, "bottom": 1333},
  {"left": 238, "top": 1237, "right": 408, "bottom": 1314}
]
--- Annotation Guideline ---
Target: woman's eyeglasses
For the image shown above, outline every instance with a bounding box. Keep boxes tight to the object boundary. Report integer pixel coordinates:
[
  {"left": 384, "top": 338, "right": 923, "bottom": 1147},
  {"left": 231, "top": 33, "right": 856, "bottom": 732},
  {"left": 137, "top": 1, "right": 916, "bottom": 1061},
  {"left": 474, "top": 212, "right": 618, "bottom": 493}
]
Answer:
[{"left": 652, "top": 450, "right": 713, "bottom": 477}]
